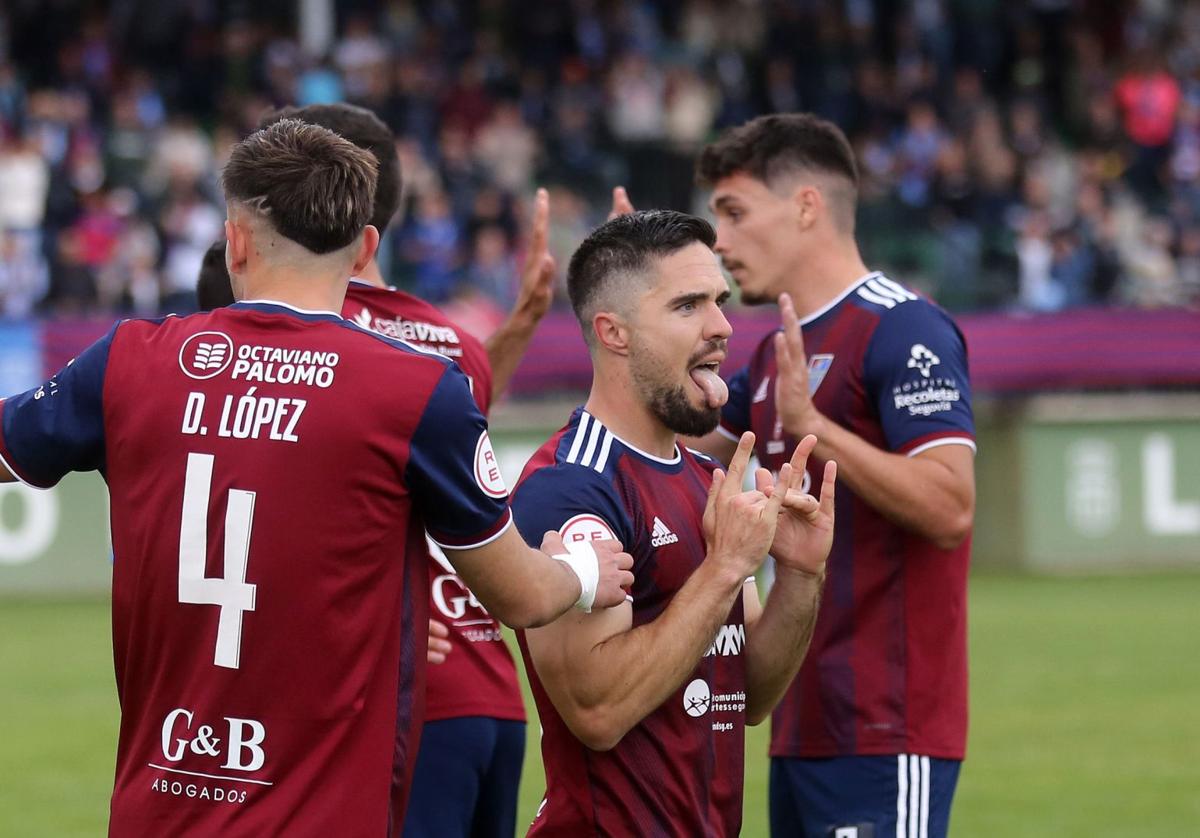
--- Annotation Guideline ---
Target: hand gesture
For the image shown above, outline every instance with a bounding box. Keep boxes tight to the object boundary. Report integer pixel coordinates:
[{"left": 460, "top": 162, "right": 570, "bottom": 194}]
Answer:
[
  {"left": 607, "top": 186, "right": 635, "bottom": 220},
  {"left": 756, "top": 435, "right": 836, "bottom": 578},
  {"left": 427, "top": 619, "right": 452, "bottom": 665},
  {"left": 515, "top": 187, "right": 556, "bottom": 323},
  {"left": 774, "top": 292, "right": 822, "bottom": 438},
  {"left": 702, "top": 432, "right": 789, "bottom": 580},
  {"left": 541, "top": 530, "right": 635, "bottom": 610}
]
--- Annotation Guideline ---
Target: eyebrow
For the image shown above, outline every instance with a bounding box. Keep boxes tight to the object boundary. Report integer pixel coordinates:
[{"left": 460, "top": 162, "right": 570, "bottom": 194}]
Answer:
[
  {"left": 711, "top": 195, "right": 739, "bottom": 212},
  {"left": 667, "top": 289, "right": 730, "bottom": 308}
]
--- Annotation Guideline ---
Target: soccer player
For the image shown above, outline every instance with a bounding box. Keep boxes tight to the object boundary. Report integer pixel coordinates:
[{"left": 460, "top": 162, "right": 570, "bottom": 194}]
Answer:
[
  {"left": 254, "top": 102, "right": 551, "bottom": 838},
  {"left": 511, "top": 210, "right": 837, "bottom": 835},
  {"left": 691, "top": 113, "right": 976, "bottom": 838},
  {"left": 0, "top": 119, "right": 632, "bottom": 836}
]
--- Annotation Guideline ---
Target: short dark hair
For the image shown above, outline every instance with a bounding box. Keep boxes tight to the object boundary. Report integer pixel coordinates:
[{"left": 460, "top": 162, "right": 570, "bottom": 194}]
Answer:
[
  {"left": 222, "top": 118, "right": 378, "bottom": 255},
  {"left": 697, "top": 113, "right": 859, "bottom": 188},
  {"left": 567, "top": 210, "right": 716, "bottom": 344},
  {"left": 259, "top": 103, "right": 401, "bottom": 235},
  {"left": 196, "top": 239, "right": 235, "bottom": 310}
]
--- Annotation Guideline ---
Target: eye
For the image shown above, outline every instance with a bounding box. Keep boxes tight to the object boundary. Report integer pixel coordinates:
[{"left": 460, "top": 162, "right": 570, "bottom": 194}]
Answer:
[{"left": 678, "top": 301, "right": 697, "bottom": 313}]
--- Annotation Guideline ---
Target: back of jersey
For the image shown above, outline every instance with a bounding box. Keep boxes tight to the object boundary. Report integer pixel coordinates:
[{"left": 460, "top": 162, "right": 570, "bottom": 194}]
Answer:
[{"left": 0, "top": 301, "right": 511, "bottom": 836}]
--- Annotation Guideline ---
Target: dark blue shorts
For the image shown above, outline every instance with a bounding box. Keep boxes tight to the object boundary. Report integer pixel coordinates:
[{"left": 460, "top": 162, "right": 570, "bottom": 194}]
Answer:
[
  {"left": 770, "top": 754, "right": 961, "bottom": 838},
  {"left": 402, "top": 717, "right": 526, "bottom": 838}
]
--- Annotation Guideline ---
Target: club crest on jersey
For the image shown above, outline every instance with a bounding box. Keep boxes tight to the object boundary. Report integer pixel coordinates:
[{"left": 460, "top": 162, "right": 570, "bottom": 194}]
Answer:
[
  {"left": 907, "top": 344, "right": 940, "bottom": 378},
  {"left": 473, "top": 431, "right": 508, "bottom": 498},
  {"left": 179, "top": 332, "right": 235, "bottom": 380},
  {"left": 650, "top": 516, "right": 678, "bottom": 547},
  {"left": 808, "top": 354, "right": 834, "bottom": 394}
]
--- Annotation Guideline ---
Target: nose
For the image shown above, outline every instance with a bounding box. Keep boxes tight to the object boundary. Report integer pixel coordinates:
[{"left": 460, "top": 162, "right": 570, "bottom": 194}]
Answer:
[
  {"left": 708, "top": 303, "right": 733, "bottom": 342},
  {"left": 712, "top": 223, "right": 730, "bottom": 255}
]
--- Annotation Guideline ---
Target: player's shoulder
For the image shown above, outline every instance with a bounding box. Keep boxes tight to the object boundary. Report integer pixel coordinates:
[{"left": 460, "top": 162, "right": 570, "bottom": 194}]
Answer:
[
  {"left": 848, "top": 273, "right": 955, "bottom": 325},
  {"left": 518, "top": 410, "right": 625, "bottom": 491}
]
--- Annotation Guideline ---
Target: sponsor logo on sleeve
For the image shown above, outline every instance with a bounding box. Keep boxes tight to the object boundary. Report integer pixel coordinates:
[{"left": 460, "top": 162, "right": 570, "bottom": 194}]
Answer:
[
  {"left": 473, "top": 431, "right": 508, "bottom": 498},
  {"left": 179, "top": 332, "right": 235, "bottom": 380},
  {"left": 907, "top": 343, "right": 940, "bottom": 378}
]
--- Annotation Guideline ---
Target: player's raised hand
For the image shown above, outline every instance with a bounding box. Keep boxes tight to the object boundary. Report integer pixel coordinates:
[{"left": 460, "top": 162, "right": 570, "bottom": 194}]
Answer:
[
  {"left": 513, "top": 187, "right": 556, "bottom": 322},
  {"left": 774, "top": 292, "right": 822, "bottom": 438},
  {"left": 541, "top": 530, "right": 634, "bottom": 612},
  {"left": 427, "top": 618, "right": 452, "bottom": 665},
  {"left": 607, "top": 186, "right": 635, "bottom": 220},
  {"left": 756, "top": 434, "right": 837, "bottom": 578},
  {"left": 702, "top": 432, "right": 788, "bottom": 580}
]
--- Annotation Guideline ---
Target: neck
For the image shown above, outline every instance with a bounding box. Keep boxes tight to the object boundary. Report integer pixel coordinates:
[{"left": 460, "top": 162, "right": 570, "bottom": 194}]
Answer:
[
  {"left": 239, "top": 265, "right": 348, "bottom": 314},
  {"left": 353, "top": 258, "right": 387, "bottom": 288},
  {"left": 583, "top": 365, "right": 677, "bottom": 460},
  {"left": 782, "top": 236, "right": 871, "bottom": 319}
]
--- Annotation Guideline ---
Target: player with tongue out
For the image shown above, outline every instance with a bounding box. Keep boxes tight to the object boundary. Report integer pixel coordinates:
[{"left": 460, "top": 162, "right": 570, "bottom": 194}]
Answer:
[{"left": 508, "top": 210, "right": 836, "bottom": 836}]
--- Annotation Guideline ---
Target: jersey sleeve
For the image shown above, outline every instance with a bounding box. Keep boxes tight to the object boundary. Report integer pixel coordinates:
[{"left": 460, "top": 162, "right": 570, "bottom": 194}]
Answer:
[
  {"left": 0, "top": 324, "right": 115, "bottom": 488},
  {"left": 717, "top": 364, "right": 752, "bottom": 442},
  {"left": 510, "top": 465, "right": 633, "bottom": 555},
  {"left": 863, "top": 301, "right": 975, "bottom": 456},
  {"left": 406, "top": 363, "right": 512, "bottom": 549}
]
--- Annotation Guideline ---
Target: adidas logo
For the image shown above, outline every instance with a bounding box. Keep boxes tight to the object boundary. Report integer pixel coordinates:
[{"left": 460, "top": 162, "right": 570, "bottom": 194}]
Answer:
[{"left": 650, "top": 516, "right": 679, "bottom": 548}]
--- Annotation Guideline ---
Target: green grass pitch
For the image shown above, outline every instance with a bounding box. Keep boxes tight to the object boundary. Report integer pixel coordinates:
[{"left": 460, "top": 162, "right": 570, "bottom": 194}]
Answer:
[{"left": 2, "top": 573, "right": 1198, "bottom": 835}]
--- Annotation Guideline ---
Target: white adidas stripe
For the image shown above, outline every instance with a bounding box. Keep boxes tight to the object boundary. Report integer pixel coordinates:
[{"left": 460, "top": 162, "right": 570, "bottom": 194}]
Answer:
[
  {"left": 866, "top": 278, "right": 910, "bottom": 304},
  {"left": 593, "top": 429, "right": 614, "bottom": 473},
  {"left": 858, "top": 286, "right": 898, "bottom": 309},
  {"left": 565, "top": 413, "right": 590, "bottom": 464},
  {"left": 897, "top": 754, "right": 930, "bottom": 838},
  {"left": 578, "top": 420, "right": 603, "bottom": 467},
  {"left": 874, "top": 275, "right": 918, "bottom": 301}
]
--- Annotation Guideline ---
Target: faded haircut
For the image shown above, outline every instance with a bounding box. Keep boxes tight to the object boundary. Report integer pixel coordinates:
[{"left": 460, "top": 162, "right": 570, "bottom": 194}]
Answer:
[
  {"left": 696, "top": 113, "right": 859, "bottom": 232},
  {"left": 259, "top": 103, "right": 401, "bottom": 236},
  {"left": 567, "top": 210, "right": 716, "bottom": 348},
  {"left": 222, "top": 118, "right": 378, "bottom": 255}
]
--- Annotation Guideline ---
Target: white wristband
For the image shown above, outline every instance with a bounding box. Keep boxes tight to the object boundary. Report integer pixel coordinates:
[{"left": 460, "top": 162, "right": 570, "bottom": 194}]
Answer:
[{"left": 553, "top": 541, "right": 600, "bottom": 612}]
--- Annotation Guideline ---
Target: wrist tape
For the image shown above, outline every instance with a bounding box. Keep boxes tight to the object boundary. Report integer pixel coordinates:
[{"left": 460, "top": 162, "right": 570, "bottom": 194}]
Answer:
[{"left": 553, "top": 541, "right": 599, "bottom": 612}]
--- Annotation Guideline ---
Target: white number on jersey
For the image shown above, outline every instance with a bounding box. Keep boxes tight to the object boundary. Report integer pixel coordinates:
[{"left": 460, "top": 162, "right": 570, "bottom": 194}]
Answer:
[{"left": 178, "top": 452, "right": 258, "bottom": 669}]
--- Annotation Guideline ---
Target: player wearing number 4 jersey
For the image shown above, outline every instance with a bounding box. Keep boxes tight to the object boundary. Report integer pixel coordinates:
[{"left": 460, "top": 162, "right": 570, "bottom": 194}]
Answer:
[
  {"left": 0, "top": 120, "right": 632, "bottom": 837},
  {"left": 511, "top": 211, "right": 836, "bottom": 836},
  {"left": 691, "top": 114, "right": 975, "bottom": 838}
]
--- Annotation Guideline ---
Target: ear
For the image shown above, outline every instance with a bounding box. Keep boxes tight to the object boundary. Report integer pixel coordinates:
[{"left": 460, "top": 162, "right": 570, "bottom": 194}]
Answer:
[
  {"left": 351, "top": 225, "right": 380, "bottom": 276},
  {"left": 592, "top": 311, "right": 630, "bottom": 356},
  {"left": 792, "top": 185, "right": 822, "bottom": 232},
  {"left": 225, "top": 217, "right": 249, "bottom": 276}
]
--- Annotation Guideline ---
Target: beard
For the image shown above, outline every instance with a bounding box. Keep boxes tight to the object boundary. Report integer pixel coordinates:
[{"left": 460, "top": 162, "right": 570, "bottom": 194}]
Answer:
[
  {"left": 630, "top": 344, "right": 722, "bottom": 437},
  {"left": 646, "top": 382, "right": 721, "bottom": 437}
]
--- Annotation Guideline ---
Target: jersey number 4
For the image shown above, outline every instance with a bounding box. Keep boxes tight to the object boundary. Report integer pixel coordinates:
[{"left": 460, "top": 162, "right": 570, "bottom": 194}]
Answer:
[{"left": 179, "top": 452, "right": 257, "bottom": 669}]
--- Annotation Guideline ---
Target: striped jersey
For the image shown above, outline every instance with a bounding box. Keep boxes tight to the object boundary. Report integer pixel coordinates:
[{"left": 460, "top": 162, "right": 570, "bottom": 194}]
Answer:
[
  {"left": 512, "top": 409, "right": 747, "bottom": 837},
  {"left": 720, "top": 272, "right": 975, "bottom": 760},
  {"left": 343, "top": 280, "right": 524, "bottom": 725},
  {"left": 0, "top": 301, "right": 510, "bottom": 836}
]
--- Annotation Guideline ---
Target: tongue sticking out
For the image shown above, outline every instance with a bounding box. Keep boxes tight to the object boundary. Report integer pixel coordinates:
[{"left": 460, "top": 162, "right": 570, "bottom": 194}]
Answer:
[{"left": 690, "top": 367, "right": 729, "bottom": 408}]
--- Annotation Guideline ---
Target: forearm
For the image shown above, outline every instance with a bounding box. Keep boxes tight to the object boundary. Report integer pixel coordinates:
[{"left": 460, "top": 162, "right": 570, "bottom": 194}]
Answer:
[
  {"left": 800, "top": 414, "right": 971, "bottom": 547},
  {"left": 450, "top": 535, "right": 583, "bottom": 629},
  {"left": 743, "top": 566, "right": 823, "bottom": 724},
  {"left": 484, "top": 306, "right": 540, "bottom": 401},
  {"left": 552, "top": 560, "right": 746, "bottom": 749}
]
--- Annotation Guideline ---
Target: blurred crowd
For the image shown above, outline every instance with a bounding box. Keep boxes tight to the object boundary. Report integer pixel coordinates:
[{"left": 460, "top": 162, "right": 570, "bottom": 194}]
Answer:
[{"left": 2, "top": 0, "right": 1200, "bottom": 319}]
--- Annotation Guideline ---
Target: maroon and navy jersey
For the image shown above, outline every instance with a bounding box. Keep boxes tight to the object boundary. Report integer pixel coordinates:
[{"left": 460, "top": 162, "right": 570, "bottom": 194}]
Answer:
[
  {"left": 0, "top": 300, "right": 511, "bottom": 836},
  {"left": 720, "top": 272, "right": 975, "bottom": 761},
  {"left": 343, "top": 279, "right": 524, "bottom": 724},
  {"left": 512, "top": 409, "right": 747, "bottom": 837}
]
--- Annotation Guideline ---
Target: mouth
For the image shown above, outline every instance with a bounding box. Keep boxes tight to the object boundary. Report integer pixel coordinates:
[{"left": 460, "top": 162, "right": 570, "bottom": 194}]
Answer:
[{"left": 688, "top": 356, "right": 728, "bottom": 409}]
